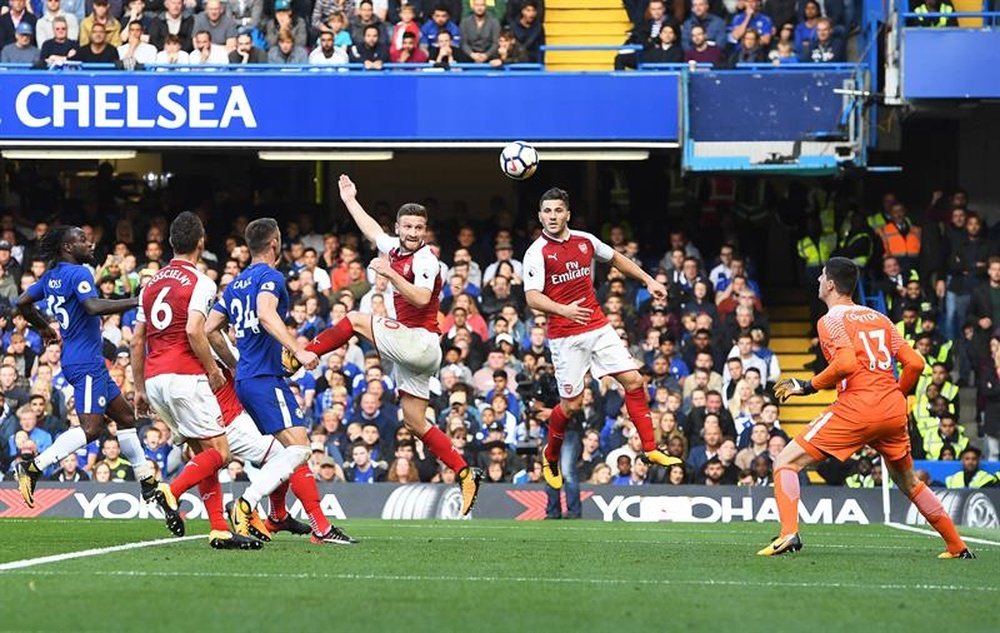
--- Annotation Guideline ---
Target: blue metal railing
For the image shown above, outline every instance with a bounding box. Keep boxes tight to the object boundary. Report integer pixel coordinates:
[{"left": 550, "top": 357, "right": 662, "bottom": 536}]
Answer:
[{"left": 0, "top": 61, "right": 545, "bottom": 72}]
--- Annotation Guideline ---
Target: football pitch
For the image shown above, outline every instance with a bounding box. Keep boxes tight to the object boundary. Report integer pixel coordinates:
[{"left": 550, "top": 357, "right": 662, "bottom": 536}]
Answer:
[{"left": 0, "top": 519, "right": 997, "bottom": 633}]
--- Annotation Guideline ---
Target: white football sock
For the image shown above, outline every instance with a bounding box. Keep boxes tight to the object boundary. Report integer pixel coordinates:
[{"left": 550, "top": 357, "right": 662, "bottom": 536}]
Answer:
[
  {"left": 34, "top": 427, "right": 88, "bottom": 471},
  {"left": 118, "top": 428, "right": 155, "bottom": 481},
  {"left": 242, "top": 444, "right": 309, "bottom": 508}
]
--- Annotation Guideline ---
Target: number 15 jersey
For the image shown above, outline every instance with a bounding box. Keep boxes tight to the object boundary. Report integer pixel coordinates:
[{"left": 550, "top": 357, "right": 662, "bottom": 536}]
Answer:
[
  {"left": 26, "top": 262, "right": 101, "bottom": 367},
  {"left": 818, "top": 303, "right": 907, "bottom": 419},
  {"left": 213, "top": 262, "right": 287, "bottom": 379}
]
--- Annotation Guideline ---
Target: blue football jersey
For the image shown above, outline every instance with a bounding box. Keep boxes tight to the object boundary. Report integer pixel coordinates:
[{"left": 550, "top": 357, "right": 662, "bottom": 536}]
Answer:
[
  {"left": 214, "top": 262, "right": 287, "bottom": 379},
  {"left": 26, "top": 262, "right": 102, "bottom": 366}
]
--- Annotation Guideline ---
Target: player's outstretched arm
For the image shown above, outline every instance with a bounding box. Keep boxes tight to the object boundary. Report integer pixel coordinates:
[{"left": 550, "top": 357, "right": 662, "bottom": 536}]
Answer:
[
  {"left": 82, "top": 296, "right": 139, "bottom": 316},
  {"left": 338, "top": 174, "right": 386, "bottom": 245},
  {"left": 370, "top": 257, "right": 431, "bottom": 307},
  {"left": 609, "top": 252, "right": 666, "bottom": 299},
  {"left": 896, "top": 343, "right": 925, "bottom": 395},
  {"left": 15, "top": 291, "right": 59, "bottom": 345},
  {"left": 129, "top": 321, "right": 151, "bottom": 416},
  {"left": 256, "top": 292, "right": 319, "bottom": 370},
  {"left": 204, "top": 309, "right": 239, "bottom": 370},
  {"left": 525, "top": 289, "right": 592, "bottom": 325}
]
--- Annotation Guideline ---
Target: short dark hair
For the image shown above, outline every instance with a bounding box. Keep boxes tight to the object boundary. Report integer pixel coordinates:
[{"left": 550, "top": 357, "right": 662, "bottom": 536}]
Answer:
[
  {"left": 169, "top": 211, "right": 205, "bottom": 255},
  {"left": 245, "top": 218, "right": 279, "bottom": 256},
  {"left": 396, "top": 202, "right": 428, "bottom": 224},
  {"left": 540, "top": 187, "right": 570, "bottom": 209},
  {"left": 402, "top": 31, "right": 416, "bottom": 40},
  {"left": 824, "top": 256, "right": 858, "bottom": 296}
]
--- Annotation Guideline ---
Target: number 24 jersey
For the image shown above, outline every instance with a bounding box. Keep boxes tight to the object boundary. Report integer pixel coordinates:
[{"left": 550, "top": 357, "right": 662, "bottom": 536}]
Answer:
[{"left": 212, "top": 262, "right": 287, "bottom": 380}]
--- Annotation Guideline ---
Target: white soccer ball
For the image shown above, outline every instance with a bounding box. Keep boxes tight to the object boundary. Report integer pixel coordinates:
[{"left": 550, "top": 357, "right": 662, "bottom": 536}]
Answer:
[{"left": 500, "top": 141, "right": 539, "bottom": 180}]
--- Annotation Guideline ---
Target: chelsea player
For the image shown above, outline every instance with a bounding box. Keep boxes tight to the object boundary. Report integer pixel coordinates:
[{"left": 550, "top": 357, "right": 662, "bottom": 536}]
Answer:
[
  {"left": 205, "top": 218, "right": 323, "bottom": 540},
  {"left": 14, "top": 226, "right": 180, "bottom": 526}
]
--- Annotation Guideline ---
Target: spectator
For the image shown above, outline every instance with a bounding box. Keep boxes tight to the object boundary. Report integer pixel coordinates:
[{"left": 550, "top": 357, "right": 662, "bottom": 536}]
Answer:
[
  {"left": 7, "top": 408, "right": 52, "bottom": 459},
  {"left": 390, "top": 29, "right": 428, "bottom": 62},
  {"left": 148, "top": 0, "right": 193, "bottom": 52},
  {"left": 945, "top": 214, "right": 994, "bottom": 342},
  {"left": 681, "top": 0, "right": 725, "bottom": 51},
  {"left": 36, "top": 0, "right": 80, "bottom": 45},
  {"left": 322, "top": 12, "right": 354, "bottom": 49},
  {"left": 351, "top": 0, "right": 388, "bottom": 46},
  {"left": 309, "top": 29, "right": 349, "bottom": 63},
  {"left": 727, "top": 0, "right": 774, "bottom": 48},
  {"left": 909, "top": 0, "right": 957, "bottom": 27},
  {"left": 120, "top": 0, "right": 150, "bottom": 32},
  {"left": 227, "top": 0, "right": 264, "bottom": 31},
  {"left": 99, "top": 437, "right": 135, "bottom": 481},
  {"left": 193, "top": 0, "right": 238, "bottom": 49},
  {"left": 799, "top": 17, "right": 843, "bottom": 62},
  {"left": 49, "top": 453, "right": 89, "bottom": 481},
  {"left": 230, "top": 31, "right": 267, "bottom": 63},
  {"left": 38, "top": 16, "right": 78, "bottom": 64},
  {"left": 388, "top": 3, "right": 420, "bottom": 60},
  {"left": 876, "top": 201, "right": 921, "bottom": 273},
  {"left": 614, "top": 0, "right": 670, "bottom": 71},
  {"left": 687, "top": 419, "right": 724, "bottom": 472},
  {"left": 74, "top": 21, "right": 119, "bottom": 61},
  {"left": 154, "top": 33, "right": 189, "bottom": 63},
  {"left": 508, "top": 0, "right": 541, "bottom": 62},
  {"left": 923, "top": 414, "right": 969, "bottom": 460},
  {"left": 460, "top": 0, "right": 499, "bottom": 63},
  {"left": 1, "top": 21, "right": 40, "bottom": 63},
  {"left": 312, "top": 0, "right": 353, "bottom": 38},
  {"left": 189, "top": 29, "right": 229, "bottom": 64},
  {"left": 349, "top": 23, "right": 389, "bottom": 66},
  {"left": 644, "top": 22, "right": 682, "bottom": 63},
  {"left": 0, "top": 0, "right": 37, "bottom": 50},
  {"left": 489, "top": 26, "right": 526, "bottom": 66},
  {"left": 117, "top": 20, "right": 156, "bottom": 63},
  {"left": 945, "top": 447, "right": 997, "bottom": 488},
  {"left": 267, "top": 28, "right": 308, "bottom": 62},
  {"left": 79, "top": 0, "right": 121, "bottom": 47},
  {"left": 683, "top": 24, "right": 723, "bottom": 66},
  {"left": 793, "top": 0, "right": 819, "bottom": 53},
  {"left": 344, "top": 442, "right": 387, "bottom": 482},
  {"left": 729, "top": 27, "right": 766, "bottom": 64},
  {"left": 420, "top": 4, "right": 460, "bottom": 50}
]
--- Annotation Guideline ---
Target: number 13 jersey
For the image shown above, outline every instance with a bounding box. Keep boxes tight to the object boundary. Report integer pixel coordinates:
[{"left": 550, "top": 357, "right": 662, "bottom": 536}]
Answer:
[
  {"left": 818, "top": 303, "right": 908, "bottom": 419},
  {"left": 138, "top": 258, "right": 218, "bottom": 379}
]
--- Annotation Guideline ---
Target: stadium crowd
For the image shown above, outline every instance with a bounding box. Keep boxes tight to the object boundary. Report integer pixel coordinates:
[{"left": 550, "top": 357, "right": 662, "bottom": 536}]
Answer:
[{"left": 0, "top": 178, "right": 996, "bottom": 516}]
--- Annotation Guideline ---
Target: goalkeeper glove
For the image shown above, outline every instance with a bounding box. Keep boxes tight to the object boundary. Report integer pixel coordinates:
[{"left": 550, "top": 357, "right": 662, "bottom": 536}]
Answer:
[{"left": 773, "top": 378, "right": 816, "bottom": 402}]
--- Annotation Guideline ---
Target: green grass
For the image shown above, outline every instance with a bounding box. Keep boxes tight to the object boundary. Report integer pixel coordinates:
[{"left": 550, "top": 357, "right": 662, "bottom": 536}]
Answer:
[{"left": 0, "top": 519, "right": 997, "bottom": 633}]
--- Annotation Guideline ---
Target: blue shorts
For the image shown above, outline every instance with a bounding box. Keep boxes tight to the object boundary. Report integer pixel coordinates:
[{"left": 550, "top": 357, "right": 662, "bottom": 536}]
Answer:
[
  {"left": 63, "top": 363, "right": 121, "bottom": 416},
  {"left": 236, "top": 376, "right": 306, "bottom": 435}
]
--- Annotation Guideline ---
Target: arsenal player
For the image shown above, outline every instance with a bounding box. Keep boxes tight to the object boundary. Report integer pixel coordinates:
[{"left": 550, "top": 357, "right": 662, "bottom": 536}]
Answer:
[
  {"left": 522, "top": 188, "right": 682, "bottom": 490},
  {"left": 304, "top": 174, "right": 483, "bottom": 515}
]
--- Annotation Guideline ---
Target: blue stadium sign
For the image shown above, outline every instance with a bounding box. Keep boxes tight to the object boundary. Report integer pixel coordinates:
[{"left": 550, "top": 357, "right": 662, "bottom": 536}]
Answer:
[{"left": 0, "top": 70, "right": 681, "bottom": 145}]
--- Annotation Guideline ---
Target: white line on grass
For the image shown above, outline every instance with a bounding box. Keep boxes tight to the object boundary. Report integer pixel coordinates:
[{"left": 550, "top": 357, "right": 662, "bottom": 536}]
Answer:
[
  {"left": 3, "top": 569, "right": 995, "bottom": 593},
  {"left": 885, "top": 521, "right": 1000, "bottom": 547},
  {"left": 0, "top": 535, "right": 203, "bottom": 572}
]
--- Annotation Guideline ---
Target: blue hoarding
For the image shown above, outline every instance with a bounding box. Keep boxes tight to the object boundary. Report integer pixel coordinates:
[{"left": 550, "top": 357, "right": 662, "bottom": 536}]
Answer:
[
  {"left": 0, "top": 70, "right": 680, "bottom": 143},
  {"left": 902, "top": 29, "right": 1000, "bottom": 99}
]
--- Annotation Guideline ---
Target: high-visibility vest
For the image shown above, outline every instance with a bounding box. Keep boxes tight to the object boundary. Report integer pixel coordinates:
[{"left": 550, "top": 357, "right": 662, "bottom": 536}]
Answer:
[
  {"left": 895, "top": 320, "right": 922, "bottom": 346},
  {"left": 923, "top": 429, "right": 969, "bottom": 460},
  {"left": 797, "top": 233, "right": 836, "bottom": 267},
  {"left": 845, "top": 473, "right": 877, "bottom": 488},
  {"left": 945, "top": 469, "right": 997, "bottom": 489},
  {"left": 914, "top": 3, "right": 954, "bottom": 27},
  {"left": 915, "top": 377, "right": 959, "bottom": 405},
  {"left": 840, "top": 231, "right": 874, "bottom": 268},
  {"left": 866, "top": 212, "right": 889, "bottom": 231},
  {"left": 877, "top": 222, "right": 921, "bottom": 259},
  {"left": 929, "top": 340, "right": 954, "bottom": 367}
]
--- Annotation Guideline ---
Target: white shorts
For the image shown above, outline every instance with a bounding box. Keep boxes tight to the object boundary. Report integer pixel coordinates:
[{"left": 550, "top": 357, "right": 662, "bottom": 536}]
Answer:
[
  {"left": 225, "top": 412, "right": 280, "bottom": 467},
  {"left": 371, "top": 316, "right": 442, "bottom": 400},
  {"left": 550, "top": 324, "right": 638, "bottom": 399},
  {"left": 146, "top": 373, "right": 225, "bottom": 440}
]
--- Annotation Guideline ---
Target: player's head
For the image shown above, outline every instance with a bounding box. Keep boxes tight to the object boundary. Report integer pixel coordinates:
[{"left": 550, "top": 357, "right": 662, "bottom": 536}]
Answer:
[
  {"left": 38, "top": 225, "right": 94, "bottom": 266},
  {"left": 818, "top": 256, "right": 858, "bottom": 301},
  {"left": 169, "top": 211, "right": 205, "bottom": 258},
  {"left": 245, "top": 218, "right": 281, "bottom": 261},
  {"left": 395, "top": 203, "right": 428, "bottom": 252},
  {"left": 538, "top": 188, "right": 570, "bottom": 236}
]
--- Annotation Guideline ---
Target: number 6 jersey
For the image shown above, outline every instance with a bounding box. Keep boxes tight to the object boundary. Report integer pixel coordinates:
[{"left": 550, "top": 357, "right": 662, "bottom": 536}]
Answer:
[
  {"left": 137, "top": 258, "right": 218, "bottom": 378},
  {"left": 212, "top": 261, "right": 288, "bottom": 379}
]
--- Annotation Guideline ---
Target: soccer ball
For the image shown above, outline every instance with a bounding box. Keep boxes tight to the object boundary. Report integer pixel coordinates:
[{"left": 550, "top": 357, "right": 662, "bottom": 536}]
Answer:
[
  {"left": 282, "top": 347, "right": 301, "bottom": 375},
  {"left": 500, "top": 141, "right": 539, "bottom": 180}
]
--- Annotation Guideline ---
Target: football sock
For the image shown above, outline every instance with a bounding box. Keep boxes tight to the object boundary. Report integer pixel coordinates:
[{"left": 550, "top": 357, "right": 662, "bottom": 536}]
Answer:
[
  {"left": 33, "top": 426, "right": 87, "bottom": 471},
  {"left": 306, "top": 318, "right": 354, "bottom": 356},
  {"left": 118, "top": 428, "right": 155, "bottom": 482},
  {"left": 774, "top": 466, "right": 801, "bottom": 537},
  {"left": 289, "top": 464, "right": 331, "bottom": 535},
  {"left": 268, "top": 481, "right": 291, "bottom": 522},
  {"left": 197, "top": 474, "right": 229, "bottom": 532},
  {"left": 420, "top": 425, "right": 468, "bottom": 473},
  {"left": 624, "top": 388, "right": 657, "bottom": 452},
  {"left": 544, "top": 404, "right": 569, "bottom": 463},
  {"left": 909, "top": 481, "right": 967, "bottom": 554},
  {"left": 242, "top": 444, "right": 309, "bottom": 508},
  {"left": 169, "top": 449, "right": 224, "bottom": 499}
]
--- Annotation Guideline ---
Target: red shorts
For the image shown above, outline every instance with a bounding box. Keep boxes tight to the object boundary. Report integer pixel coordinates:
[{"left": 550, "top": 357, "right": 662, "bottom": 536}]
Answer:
[{"left": 794, "top": 404, "right": 911, "bottom": 464}]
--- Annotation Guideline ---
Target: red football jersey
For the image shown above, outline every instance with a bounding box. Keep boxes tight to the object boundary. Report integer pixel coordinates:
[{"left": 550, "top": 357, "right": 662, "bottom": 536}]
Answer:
[
  {"left": 523, "top": 230, "right": 615, "bottom": 339},
  {"left": 376, "top": 234, "right": 441, "bottom": 334},
  {"left": 137, "top": 259, "right": 217, "bottom": 379}
]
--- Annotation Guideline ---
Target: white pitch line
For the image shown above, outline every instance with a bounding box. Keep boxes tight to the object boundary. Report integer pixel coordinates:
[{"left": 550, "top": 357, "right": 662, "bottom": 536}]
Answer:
[
  {"left": 361, "top": 534, "right": 929, "bottom": 550},
  {"left": 3, "top": 569, "right": 995, "bottom": 593},
  {"left": 0, "top": 535, "right": 203, "bottom": 572},
  {"left": 885, "top": 521, "right": 1000, "bottom": 547}
]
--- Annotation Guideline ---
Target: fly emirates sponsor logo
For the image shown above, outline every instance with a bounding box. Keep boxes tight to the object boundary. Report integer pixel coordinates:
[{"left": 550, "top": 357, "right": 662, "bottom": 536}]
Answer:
[
  {"left": 550, "top": 260, "right": 590, "bottom": 285},
  {"left": 13, "top": 84, "right": 258, "bottom": 130}
]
